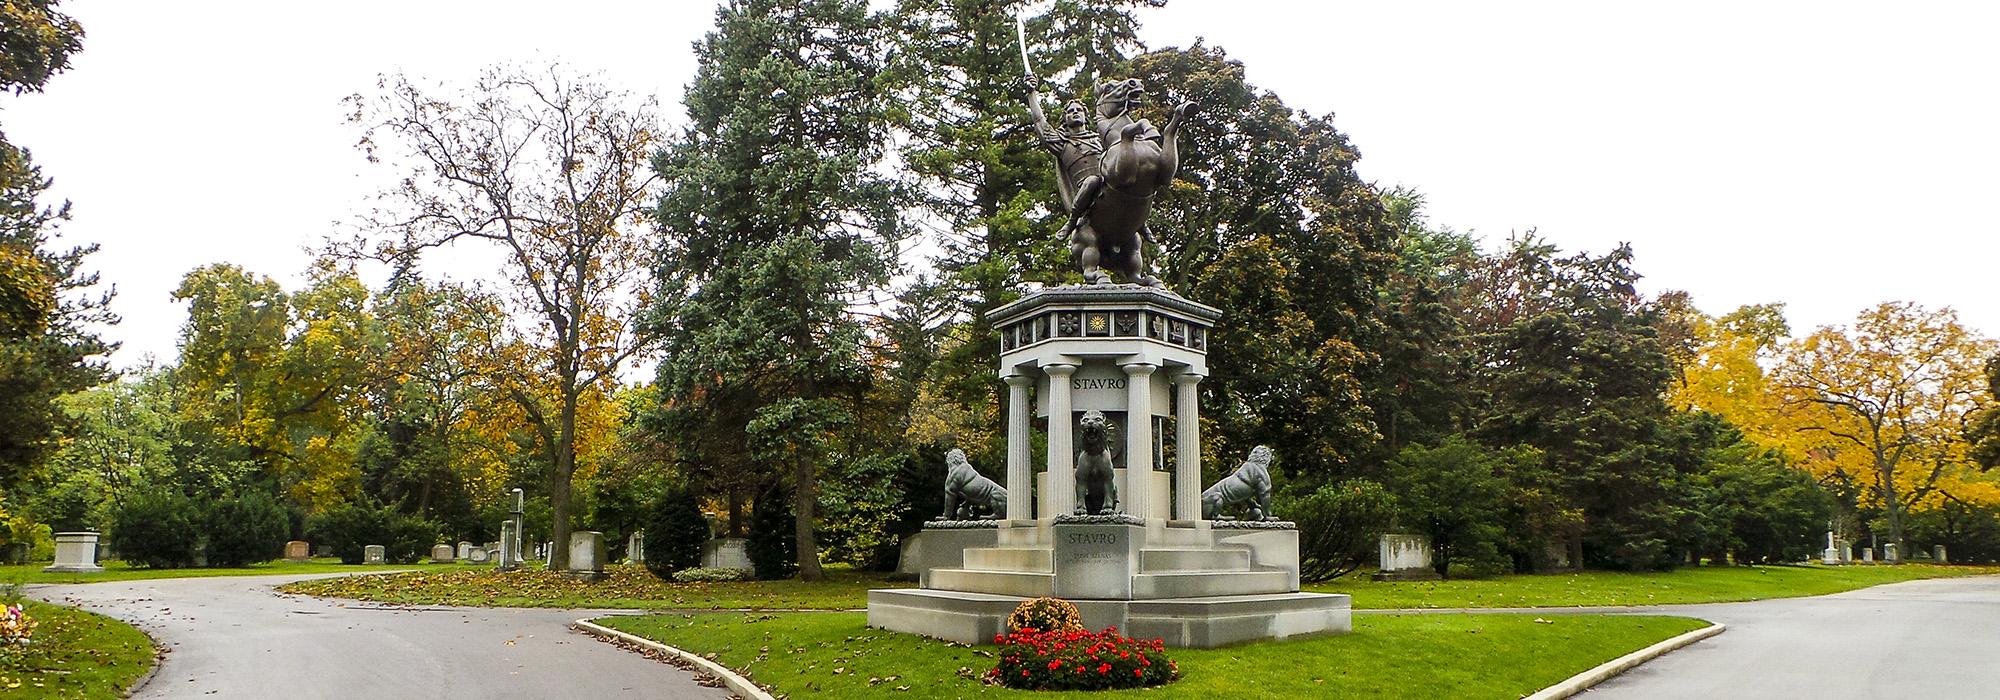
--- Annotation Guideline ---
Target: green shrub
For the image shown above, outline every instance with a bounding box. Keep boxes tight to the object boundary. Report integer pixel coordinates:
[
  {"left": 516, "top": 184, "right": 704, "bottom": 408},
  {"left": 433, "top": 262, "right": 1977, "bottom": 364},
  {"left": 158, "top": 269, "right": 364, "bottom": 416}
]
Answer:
[
  {"left": 670, "top": 567, "right": 751, "bottom": 583},
  {"left": 643, "top": 488, "right": 710, "bottom": 580},
  {"left": 746, "top": 488, "right": 798, "bottom": 581},
  {"left": 109, "top": 492, "right": 202, "bottom": 568},
  {"left": 306, "top": 502, "right": 439, "bottom": 564},
  {"left": 203, "top": 492, "right": 289, "bottom": 567},
  {"left": 1289, "top": 479, "right": 1397, "bottom": 581}
]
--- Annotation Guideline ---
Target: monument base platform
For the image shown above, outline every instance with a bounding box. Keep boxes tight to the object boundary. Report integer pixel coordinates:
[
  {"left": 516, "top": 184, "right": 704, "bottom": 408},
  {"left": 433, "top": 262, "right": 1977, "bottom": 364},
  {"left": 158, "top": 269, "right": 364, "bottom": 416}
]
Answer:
[
  {"left": 40, "top": 564, "right": 104, "bottom": 573},
  {"left": 866, "top": 588, "right": 1350, "bottom": 649},
  {"left": 1370, "top": 568, "right": 1442, "bottom": 582}
]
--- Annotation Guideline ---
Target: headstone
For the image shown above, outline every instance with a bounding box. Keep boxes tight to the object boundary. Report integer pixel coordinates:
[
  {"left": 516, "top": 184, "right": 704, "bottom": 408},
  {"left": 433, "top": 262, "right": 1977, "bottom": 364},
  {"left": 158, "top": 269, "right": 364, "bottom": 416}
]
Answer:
[
  {"left": 1839, "top": 540, "right": 1853, "bottom": 564},
  {"left": 1862, "top": 547, "right": 1874, "bottom": 564},
  {"left": 43, "top": 531, "right": 105, "bottom": 573},
  {"left": 457, "top": 541, "right": 474, "bottom": 561},
  {"left": 1935, "top": 545, "right": 1948, "bottom": 564},
  {"left": 543, "top": 542, "right": 554, "bottom": 567},
  {"left": 363, "top": 544, "right": 386, "bottom": 565},
  {"left": 485, "top": 541, "right": 502, "bottom": 562},
  {"left": 1883, "top": 542, "right": 1900, "bottom": 564},
  {"left": 1823, "top": 532, "right": 1840, "bottom": 565},
  {"left": 567, "top": 531, "right": 606, "bottom": 581},
  {"left": 467, "top": 547, "right": 489, "bottom": 564},
  {"left": 1373, "top": 533, "right": 1440, "bottom": 581},
  {"left": 700, "top": 538, "right": 753, "bottom": 572},
  {"left": 285, "top": 540, "right": 312, "bottom": 562},
  {"left": 431, "top": 543, "right": 455, "bottom": 563},
  {"left": 625, "top": 530, "right": 646, "bottom": 565},
  {"left": 497, "top": 521, "right": 518, "bottom": 571}
]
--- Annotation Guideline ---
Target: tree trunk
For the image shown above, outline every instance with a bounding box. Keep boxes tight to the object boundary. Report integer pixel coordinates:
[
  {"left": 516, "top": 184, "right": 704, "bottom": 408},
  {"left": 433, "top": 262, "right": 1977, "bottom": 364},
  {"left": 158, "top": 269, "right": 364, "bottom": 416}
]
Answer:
[
  {"left": 550, "top": 384, "right": 579, "bottom": 571},
  {"left": 728, "top": 489, "right": 744, "bottom": 538},
  {"left": 794, "top": 455, "right": 823, "bottom": 582},
  {"left": 1879, "top": 467, "right": 1907, "bottom": 550}
]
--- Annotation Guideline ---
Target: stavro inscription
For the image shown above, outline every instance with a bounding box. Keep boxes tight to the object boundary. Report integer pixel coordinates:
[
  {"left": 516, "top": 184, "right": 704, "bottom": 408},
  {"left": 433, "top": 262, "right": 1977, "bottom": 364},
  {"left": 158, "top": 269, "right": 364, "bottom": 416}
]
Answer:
[
  {"left": 1072, "top": 378, "right": 1126, "bottom": 390},
  {"left": 1067, "top": 532, "right": 1119, "bottom": 545}
]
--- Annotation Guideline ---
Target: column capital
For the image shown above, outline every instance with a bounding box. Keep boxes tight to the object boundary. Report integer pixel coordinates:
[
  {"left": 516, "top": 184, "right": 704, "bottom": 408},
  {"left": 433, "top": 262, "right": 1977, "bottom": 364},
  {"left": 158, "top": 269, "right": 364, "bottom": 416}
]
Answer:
[
  {"left": 1171, "top": 371, "right": 1206, "bottom": 385},
  {"left": 1043, "top": 362, "right": 1079, "bottom": 377},
  {"left": 1004, "top": 374, "right": 1036, "bottom": 387},
  {"left": 1121, "top": 362, "right": 1158, "bottom": 376}
]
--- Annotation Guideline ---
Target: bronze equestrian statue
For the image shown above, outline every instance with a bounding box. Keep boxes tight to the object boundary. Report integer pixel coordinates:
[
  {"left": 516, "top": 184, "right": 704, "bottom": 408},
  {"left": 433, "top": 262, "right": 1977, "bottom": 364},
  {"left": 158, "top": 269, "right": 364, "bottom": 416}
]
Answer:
[{"left": 1020, "top": 76, "right": 1194, "bottom": 288}]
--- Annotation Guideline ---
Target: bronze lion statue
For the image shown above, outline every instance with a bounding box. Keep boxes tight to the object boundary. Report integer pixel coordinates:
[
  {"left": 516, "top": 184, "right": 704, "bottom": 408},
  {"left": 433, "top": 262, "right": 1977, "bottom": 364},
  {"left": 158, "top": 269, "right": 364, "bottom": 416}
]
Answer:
[
  {"left": 1075, "top": 410, "right": 1119, "bottom": 515},
  {"left": 938, "top": 449, "right": 1007, "bottom": 520},
  {"left": 1202, "top": 445, "right": 1275, "bottom": 521}
]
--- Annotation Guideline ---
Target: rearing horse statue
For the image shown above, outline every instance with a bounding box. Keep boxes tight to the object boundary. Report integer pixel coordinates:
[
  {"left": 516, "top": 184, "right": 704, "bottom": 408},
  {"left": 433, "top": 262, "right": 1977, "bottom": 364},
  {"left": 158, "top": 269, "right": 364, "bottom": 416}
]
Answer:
[{"left": 1024, "top": 76, "right": 1196, "bottom": 287}]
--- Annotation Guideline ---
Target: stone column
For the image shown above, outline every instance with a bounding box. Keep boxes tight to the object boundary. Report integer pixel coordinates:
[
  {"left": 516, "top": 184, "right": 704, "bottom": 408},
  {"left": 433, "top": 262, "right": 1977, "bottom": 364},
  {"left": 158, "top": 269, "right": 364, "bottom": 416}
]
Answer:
[
  {"left": 1172, "top": 372, "right": 1204, "bottom": 521},
  {"left": 1004, "top": 374, "right": 1036, "bottom": 521},
  {"left": 1122, "top": 363, "right": 1156, "bottom": 517},
  {"left": 1045, "top": 363, "right": 1078, "bottom": 517}
]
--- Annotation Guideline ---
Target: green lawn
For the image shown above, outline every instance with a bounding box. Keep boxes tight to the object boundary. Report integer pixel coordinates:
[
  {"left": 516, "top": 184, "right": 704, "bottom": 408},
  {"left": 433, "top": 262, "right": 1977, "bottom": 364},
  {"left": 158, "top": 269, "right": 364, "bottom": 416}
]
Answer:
[
  {"left": 0, "top": 601, "right": 155, "bottom": 698},
  {"left": 0, "top": 558, "right": 424, "bottom": 586},
  {"left": 597, "top": 611, "right": 1707, "bottom": 699},
  {"left": 1310, "top": 563, "right": 2000, "bottom": 609},
  {"left": 279, "top": 563, "right": 892, "bottom": 610}
]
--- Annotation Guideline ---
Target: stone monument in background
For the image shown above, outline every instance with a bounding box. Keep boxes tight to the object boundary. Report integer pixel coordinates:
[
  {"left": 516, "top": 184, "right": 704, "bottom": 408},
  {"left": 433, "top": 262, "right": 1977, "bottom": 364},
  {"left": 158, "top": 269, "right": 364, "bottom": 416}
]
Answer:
[
  {"left": 868, "top": 32, "right": 1349, "bottom": 647},
  {"left": 44, "top": 531, "right": 104, "bottom": 573}
]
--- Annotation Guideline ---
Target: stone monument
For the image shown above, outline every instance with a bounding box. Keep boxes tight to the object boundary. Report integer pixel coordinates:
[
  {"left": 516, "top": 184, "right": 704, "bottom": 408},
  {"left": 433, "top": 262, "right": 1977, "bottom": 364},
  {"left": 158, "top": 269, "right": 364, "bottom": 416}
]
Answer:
[
  {"left": 700, "top": 538, "right": 753, "bottom": 572},
  {"left": 1883, "top": 542, "right": 1900, "bottom": 564},
  {"left": 497, "top": 521, "right": 518, "bottom": 572},
  {"left": 363, "top": 544, "right": 386, "bottom": 565},
  {"left": 1823, "top": 531, "right": 1840, "bottom": 565},
  {"left": 430, "top": 544, "right": 454, "bottom": 564},
  {"left": 43, "top": 531, "right": 104, "bottom": 573},
  {"left": 567, "top": 531, "right": 606, "bottom": 581},
  {"left": 457, "top": 541, "right": 475, "bottom": 561},
  {"left": 284, "top": 540, "right": 312, "bottom": 562},
  {"left": 1862, "top": 546, "right": 1874, "bottom": 564},
  {"left": 1935, "top": 545, "right": 1948, "bottom": 564},
  {"left": 467, "top": 547, "right": 489, "bottom": 564},
  {"left": 1373, "top": 534, "right": 1440, "bottom": 581},
  {"left": 869, "top": 47, "right": 1347, "bottom": 646},
  {"left": 625, "top": 530, "right": 646, "bottom": 565}
]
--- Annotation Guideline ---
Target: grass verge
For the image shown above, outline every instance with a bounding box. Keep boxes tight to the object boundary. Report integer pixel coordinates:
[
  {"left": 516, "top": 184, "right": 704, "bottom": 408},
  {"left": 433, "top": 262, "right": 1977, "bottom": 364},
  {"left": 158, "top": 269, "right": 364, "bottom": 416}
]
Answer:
[
  {"left": 1, "top": 559, "right": 424, "bottom": 586},
  {"left": 279, "top": 564, "right": 891, "bottom": 610},
  {"left": 596, "top": 611, "right": 1707, "bottom": 699},
  {"left": 0, "top": 601, "right": 155, "bottom": 698},
  {"left": 1310, "top": 563, "right": 2000, "bottom": 609},
  {"left": 282, "top": 561, "right": 1997, "bottom": 612}
]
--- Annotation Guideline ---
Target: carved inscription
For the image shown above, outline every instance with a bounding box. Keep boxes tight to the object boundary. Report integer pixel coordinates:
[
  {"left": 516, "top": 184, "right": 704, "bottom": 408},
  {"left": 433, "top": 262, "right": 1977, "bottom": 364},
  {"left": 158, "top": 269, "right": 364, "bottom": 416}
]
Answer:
[
  {"left": 1067, "top": 532, "right": 1118, "bottom": 545},
  {"left": 1072, "top": 378, "right": 1127, "bottom": 391}
]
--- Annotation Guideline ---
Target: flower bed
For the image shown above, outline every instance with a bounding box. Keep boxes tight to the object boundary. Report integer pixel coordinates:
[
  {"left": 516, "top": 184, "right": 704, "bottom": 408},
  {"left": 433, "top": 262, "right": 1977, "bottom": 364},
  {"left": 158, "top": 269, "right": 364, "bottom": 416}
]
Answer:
[{"left": 988, "top": 626, "right": 1179, "bottom": 691}]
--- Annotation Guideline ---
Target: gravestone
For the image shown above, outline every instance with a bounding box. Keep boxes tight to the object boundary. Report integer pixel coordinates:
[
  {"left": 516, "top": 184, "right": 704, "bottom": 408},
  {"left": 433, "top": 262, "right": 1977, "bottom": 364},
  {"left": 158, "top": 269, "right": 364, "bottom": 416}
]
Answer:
[
  {"left": 485, "top": 541, "right": 502, "bottom": 563},
  {"left": 1839, "top": 540, "right": 1853, "bottom": 564},
  {"left": 43, "top": 532, "right": 104, "bottom": 573},
  {"left": 363, "top": 544, "right": 386, "bottom": 565},
  {"left": 1373, "top": 534, "right": 1441, "bottom": 581},
  {"left": 1883, "top": 542, "right": 1900, "bottom": 564},
  {"left": 431, "top": 544, "right": 455, "bottom": 564},
  {"left": 625, "top": 530, "right": 645, "bottom": 565},
  {"left": 1822, "top": 531, "right": 1840, "bottom": 565},
  {"left": 285, "top": 540, "right": 312, "bottom": 562},
  {"left": 457, "top": 541, "right": 474, "bottom": 561},
  {"left": 567, "top": 531, "right": 606, "bottom": 581},
  {"left": 497, "top": 521, "right": 518, "bottom": 572},
  {"left": 1862, "top": 547, "right": 1875, "bottom": 564},
  {"left": 467, "top": 547, "right": 489, "bottom": 564},
  {"left": 700, "top": 538, "right": 753, "bottom": 572},
  {"left": 1935, "top": 545, "right": 1948, "bottom": 564}
]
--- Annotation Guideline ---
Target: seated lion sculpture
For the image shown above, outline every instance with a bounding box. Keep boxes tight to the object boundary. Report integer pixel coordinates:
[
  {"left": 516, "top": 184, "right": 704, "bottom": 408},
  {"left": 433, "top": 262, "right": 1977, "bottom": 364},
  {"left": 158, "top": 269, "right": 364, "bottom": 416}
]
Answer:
[
  {"left": 1202, "top": 445, "right": 1276, "bottom": 521},
  {"left": 939, "top": 448, "right": 1007, "bottom": 520},
  {"left": 1075, "top": 410, "right": 1119, "bottom": 515}
]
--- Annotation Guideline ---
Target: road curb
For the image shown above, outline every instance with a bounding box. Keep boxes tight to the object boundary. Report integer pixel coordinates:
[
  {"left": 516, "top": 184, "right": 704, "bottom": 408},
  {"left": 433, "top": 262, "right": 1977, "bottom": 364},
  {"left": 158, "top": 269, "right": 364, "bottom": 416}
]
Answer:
[
  {"left": 572, "top": 618, "right": 775, "bottom": 700},
  {"left": 1523, "top": 622, "right": 1726, "bottom": 700}
]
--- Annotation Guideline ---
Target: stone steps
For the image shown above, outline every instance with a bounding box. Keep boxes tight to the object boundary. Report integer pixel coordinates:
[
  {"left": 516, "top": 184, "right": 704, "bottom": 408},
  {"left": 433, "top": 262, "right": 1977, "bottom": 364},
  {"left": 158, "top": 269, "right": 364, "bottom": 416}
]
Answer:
[
  {"left": 1138, "top": 547, "right": 1251, "bottom": 572},
  {"left": 925, "top": 568, "right": 1056, "bottom": 598},
  {"left": 961, "top": 547, "right": 1053, "bottom": 572},
  {"left": 1132, "top": 569, "right": 1293, "bottom": 598}
]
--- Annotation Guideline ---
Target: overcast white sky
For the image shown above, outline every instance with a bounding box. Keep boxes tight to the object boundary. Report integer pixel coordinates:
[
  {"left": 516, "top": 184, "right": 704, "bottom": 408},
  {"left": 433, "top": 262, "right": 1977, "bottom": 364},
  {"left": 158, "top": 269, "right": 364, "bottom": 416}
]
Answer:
[{"left": 9, "top": 1, "right": 1998, "bottom": 369}]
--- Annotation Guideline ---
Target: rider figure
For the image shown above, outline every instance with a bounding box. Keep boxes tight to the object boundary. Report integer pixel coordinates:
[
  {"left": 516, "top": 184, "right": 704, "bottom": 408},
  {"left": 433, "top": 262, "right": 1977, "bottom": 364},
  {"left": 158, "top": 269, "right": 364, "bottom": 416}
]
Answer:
[{"left": 1021, "top": 79, "right": 1106, "bottom": 252}]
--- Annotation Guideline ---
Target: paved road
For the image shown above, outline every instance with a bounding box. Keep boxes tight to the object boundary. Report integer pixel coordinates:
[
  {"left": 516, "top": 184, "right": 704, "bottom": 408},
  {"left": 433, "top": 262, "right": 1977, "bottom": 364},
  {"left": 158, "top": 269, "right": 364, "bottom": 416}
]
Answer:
[
  {"left": 29, "top": 573, "right": 732, "bottom": 699},
  {"left": 1589, "top": 575, "right": 2000, "bottom": 699}
]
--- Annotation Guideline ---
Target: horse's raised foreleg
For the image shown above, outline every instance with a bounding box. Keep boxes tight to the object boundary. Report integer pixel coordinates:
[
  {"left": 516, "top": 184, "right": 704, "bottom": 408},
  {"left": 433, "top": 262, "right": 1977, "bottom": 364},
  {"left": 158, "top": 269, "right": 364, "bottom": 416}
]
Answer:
[{"left": 1157, "top": 102, "right": 1195, "bottom": 189}]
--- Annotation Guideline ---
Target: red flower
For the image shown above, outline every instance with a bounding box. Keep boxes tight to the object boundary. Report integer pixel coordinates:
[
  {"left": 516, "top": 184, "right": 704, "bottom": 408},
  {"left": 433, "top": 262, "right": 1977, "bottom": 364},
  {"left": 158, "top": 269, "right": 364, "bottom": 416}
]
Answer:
[
  {"left": 1098, "top": 663, "right": 1112, "bottom": 674},
  {"left": 1048, "top": 660, "right": 1062, "bottom": 670},
  {"left": 1135, "top": 668, "right": 1145, "bottom": 677}
]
